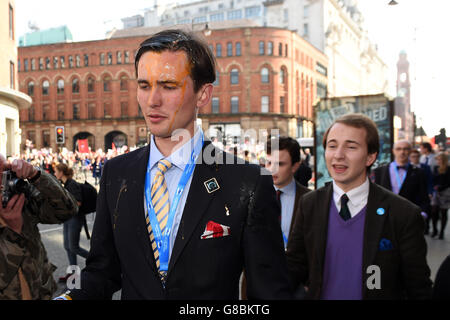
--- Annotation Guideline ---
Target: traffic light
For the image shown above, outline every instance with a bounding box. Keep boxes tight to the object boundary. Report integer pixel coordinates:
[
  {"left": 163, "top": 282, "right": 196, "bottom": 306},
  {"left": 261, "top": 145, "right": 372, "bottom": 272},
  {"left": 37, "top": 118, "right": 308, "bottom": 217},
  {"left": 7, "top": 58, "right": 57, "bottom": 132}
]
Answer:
[{"left": 56, "top": 126, "right": 65, "bottom": 144}]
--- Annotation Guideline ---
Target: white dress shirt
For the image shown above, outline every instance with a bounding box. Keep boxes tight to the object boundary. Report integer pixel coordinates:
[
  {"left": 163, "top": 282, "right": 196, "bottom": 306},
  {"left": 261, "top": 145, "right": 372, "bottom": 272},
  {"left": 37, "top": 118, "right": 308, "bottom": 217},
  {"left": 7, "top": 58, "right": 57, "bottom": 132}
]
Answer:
[{"left": 332, "top": 178, "right": 370, "bottom": 218}]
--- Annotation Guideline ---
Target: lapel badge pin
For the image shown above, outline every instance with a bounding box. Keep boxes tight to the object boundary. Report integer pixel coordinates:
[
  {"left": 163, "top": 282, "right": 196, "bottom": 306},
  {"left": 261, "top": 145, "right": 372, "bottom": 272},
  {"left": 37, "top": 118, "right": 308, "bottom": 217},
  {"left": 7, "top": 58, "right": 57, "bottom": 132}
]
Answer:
[
  {"left": 376, "top": 208, "right": 385, "bottom": 216},
  {"left": 204, "top": 178, "right": 220, "bottom": 194}
]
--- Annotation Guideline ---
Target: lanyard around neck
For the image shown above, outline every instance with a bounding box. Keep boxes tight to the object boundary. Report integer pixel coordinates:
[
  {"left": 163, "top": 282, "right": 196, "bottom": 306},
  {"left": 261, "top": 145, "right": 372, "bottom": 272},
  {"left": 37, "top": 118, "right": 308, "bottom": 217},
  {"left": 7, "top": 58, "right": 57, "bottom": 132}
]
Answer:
[{"left": 144, "top": 131, "right": 204, "bottom": 272}]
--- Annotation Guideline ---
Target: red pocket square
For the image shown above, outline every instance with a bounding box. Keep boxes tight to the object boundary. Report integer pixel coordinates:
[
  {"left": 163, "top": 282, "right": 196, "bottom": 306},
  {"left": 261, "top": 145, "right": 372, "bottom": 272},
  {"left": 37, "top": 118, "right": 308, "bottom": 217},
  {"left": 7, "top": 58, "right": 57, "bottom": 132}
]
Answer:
[{"left": 200, "top": 221, "right": 231, "bottom": 239}]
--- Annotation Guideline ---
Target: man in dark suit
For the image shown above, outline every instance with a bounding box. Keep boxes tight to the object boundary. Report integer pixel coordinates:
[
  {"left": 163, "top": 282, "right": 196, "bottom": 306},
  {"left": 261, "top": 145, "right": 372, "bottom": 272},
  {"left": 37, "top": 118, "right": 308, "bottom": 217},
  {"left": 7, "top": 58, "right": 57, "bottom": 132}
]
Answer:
[
  {"left": 59, "top": 29, "right": 291, "bottom": 300},
  {"left": 266, "top": 137, "right": 311, "bottom": 249},
  {"left": 373, "top": 140, "right": 430, "bottom": 216},
  {"left": 286, "top": 114, "right": 432, "bottom": 300}
]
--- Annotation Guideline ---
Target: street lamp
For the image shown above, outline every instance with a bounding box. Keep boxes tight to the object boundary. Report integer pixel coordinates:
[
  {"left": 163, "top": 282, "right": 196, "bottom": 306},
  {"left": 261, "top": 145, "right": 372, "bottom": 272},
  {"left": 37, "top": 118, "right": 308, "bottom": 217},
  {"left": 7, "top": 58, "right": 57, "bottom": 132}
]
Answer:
[
  {"left": 203, "top": 23, "right": 211, "bottom": 37},
  {"left": 388, "top": 0, "right": 398, "bottom": 5}
]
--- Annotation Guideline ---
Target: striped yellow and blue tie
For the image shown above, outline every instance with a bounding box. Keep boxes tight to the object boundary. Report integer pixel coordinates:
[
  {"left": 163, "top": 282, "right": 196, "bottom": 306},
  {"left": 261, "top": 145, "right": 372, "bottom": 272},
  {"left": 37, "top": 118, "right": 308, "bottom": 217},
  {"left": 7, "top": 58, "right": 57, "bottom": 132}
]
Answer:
[{"left": 146, "top": 159, "right": 172, "bottom": 281}]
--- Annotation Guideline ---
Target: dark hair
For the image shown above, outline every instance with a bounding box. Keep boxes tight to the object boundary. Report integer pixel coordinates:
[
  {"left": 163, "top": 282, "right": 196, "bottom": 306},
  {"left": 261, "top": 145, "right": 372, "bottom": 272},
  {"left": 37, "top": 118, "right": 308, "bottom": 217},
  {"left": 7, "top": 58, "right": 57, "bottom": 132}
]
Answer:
[
  {"left": 134, "top": 29, "right": 216, "bottom": 93},
  {"left": 56, "top": 163, "right": 74, "bottom": 179},
  {"left": 266, "top": 136, "right": 301, "bottom": 165},
  {"left": 323, "top": 113, "right": 379, "bottom": 170},
  {"left": 420, "top": 142, "right": 432, "bottom": 153},
  {"left": 410, "top": 149, "right": 420, "bottom": 156}
]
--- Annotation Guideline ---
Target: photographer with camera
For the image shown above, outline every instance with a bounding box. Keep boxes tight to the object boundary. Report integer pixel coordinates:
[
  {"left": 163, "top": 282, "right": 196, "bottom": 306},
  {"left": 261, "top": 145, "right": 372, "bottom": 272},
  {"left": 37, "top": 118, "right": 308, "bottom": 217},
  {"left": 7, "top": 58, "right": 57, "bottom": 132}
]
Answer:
[{"left": 0, "top": 153, "right": 78, "bottom": 300}]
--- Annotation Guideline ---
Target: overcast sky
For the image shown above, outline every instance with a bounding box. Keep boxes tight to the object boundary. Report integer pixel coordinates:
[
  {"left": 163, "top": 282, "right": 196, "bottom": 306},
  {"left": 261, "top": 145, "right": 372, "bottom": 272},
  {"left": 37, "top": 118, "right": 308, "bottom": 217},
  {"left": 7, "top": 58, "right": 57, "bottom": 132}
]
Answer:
[{"left": 14, "top": 0, "right": 449, "bottom": 138}]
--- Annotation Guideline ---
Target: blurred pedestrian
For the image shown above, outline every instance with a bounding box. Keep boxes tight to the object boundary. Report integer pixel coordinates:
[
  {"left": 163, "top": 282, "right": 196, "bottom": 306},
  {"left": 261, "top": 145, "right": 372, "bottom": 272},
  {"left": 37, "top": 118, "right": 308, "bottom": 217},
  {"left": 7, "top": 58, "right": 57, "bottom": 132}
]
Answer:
[
  {"left": 55, "top": 163, "right": 89, "bottom": 282},
  {"left": 374, "top": 140, "right": 430, "bottom": 217},
  {"left": 420, "top": 142, "right": 437, "bottom": 172},
  {"left": 431, "top": 152, "right": 450, "bottom": 239},
  {"left": 91, "top": 156, "right": 104, "bottom": 186}
]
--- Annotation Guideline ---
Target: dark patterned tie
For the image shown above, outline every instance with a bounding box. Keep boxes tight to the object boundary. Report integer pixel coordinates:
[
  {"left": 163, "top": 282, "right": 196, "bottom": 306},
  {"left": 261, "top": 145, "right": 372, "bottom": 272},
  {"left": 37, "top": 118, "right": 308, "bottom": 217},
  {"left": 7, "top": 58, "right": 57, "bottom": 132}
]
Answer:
[{"left": 339, "top": 194, "right": 351, "bottom": 221}]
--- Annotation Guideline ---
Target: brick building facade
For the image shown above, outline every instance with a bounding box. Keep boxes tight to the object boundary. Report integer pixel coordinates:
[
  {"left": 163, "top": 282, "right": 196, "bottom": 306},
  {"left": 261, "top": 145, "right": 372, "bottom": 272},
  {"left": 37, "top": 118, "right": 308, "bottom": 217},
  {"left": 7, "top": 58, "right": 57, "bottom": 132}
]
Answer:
[{"left": 18, "top": 24, "right": 327, "bottom": 151}]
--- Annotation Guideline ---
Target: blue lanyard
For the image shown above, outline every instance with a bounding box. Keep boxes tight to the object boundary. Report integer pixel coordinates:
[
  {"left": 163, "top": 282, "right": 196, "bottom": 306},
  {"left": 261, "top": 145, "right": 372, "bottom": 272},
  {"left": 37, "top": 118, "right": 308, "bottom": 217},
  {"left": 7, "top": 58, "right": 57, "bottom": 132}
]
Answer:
[
  {"left": 394, "top": 163, "right": 409, "bottom": 191},
  {"left": 144, "top": 131, "right": 204, "bottom": 272}
]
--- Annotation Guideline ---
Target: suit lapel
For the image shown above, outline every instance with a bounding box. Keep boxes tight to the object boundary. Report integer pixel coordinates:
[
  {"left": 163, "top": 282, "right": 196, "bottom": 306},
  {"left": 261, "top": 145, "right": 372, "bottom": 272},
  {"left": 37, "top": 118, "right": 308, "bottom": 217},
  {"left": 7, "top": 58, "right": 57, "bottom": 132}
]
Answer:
[
  {"left": 315, "top": 183, "right": 333, "bottom": 281},
  {"left": 168, "top": 142, "right": 217, "bottom": 274},
  {"left": 362, "top": 182, "right": 387, "bottom": 296},
  {"left": 129, "top": 145, "right": 159, "bottom": 273}
]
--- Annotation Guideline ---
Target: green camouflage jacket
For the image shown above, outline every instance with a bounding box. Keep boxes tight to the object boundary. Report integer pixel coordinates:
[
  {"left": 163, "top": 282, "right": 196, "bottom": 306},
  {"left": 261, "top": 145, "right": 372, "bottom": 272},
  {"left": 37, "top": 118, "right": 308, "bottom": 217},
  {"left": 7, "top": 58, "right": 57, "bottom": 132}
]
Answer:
[{"left": 0, "top": 171, "right": 78, "bottom": 300}]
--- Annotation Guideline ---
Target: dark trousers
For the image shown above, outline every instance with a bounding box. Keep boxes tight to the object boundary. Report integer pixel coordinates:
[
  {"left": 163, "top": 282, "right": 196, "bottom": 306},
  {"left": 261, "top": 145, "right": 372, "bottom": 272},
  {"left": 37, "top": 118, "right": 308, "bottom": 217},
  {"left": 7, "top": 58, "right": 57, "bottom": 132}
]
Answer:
[
  {"left": 63, "top": 215, "right": 89, "bottom": 266},
  {"left": 431, "top": 205, "right": 448, "bottom": 237}
]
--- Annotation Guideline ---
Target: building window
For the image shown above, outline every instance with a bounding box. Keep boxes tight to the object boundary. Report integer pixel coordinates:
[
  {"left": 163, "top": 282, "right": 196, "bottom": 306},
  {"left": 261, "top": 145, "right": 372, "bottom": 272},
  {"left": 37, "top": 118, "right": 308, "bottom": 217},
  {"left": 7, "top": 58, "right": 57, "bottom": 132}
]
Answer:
[
  {"left": 24, "top": 59, "right": 29, "bottom": 71},
  {"left": 53, "top": 56, "right": 58, "bottom": 69},
  {"left": 235, "top": 42, "right": 241, "bottom": 56},
  {"left": 104, "top": 102, "right": 111, "bottom": 118},
  {"left": 88, "top": 103, "right": 95, "bottom": 119},
  {"left": 103, "top": 76, "right": 111, "bottom": 91},
  {"left": 10, "top": 61, "right": 14, "bottom": 89},
  {"left": 120, "top": 76, "right": 128, "bottom": 91},
  {"left": 227, "top": 9, "right": 242, "bottom": 20},
  {"left": 121, "top": 102, "right": 128, "bottom": 118},
  {"left": 27, "top": 81, "right": 34, "bottom": 96},
  {"left": 245, "top": 6, "right": 261, "bottom": 18},
  {"left": 42, "top": 130, "right": 50, "bottom": 148},
  {"left": 76, "top": 55, "right": 81, "bottom": 67},
  {"left": 285, "top": 44, "right": 288, "bottom": 57},
  {"left": 57, "top": 79, "right": 64, "bottom": 94},
  {"left": 261, "top": 96, "right": 269, "bottom": 113},
  {"left": 107, "top": 52, "right": 113, "bottom": 65},
  {"left": 31, "top": 58, "right": 36, "bottom": 70},
  {"left": 210, "top": 12, "right": 224, "bottom": 22},
  {"left": 280, "top": 96, "right": 285, "bottom": 113},
  {"left": 84, "top": 54, "right": 89, "bottom": 66},
  {"left": 212, "top": 97, "right": 219, "bottom": 114},
  {"left": 9, "top": 4, "right": 14, "bottom": 40},
  {"left": 279, "top": 68, "right": 286, "bottom": 85},
  {"left": 278, "top": 43, "right": 283, "bottom": 56},
  {"left": 87, "top": 77, "right": 95, "bottom": 92},
  {"left": 117, "top": 51, "right": 122, "bottom": 64},
  {"left": 124, "top": 51, "right": 130, "bottom": 63},
  {"left": 213, "top": 71, "right": 219, "bottom": 86},
  {"left": 100, "top": 53, "right": 105, "bottom": 65},
  {"left": 42, "top": 80, "right": 49, "bottom": 95},
  {"left": 230, "top": 68, "right": 239, "bottom": 84},
  {"left": 72, "top": 78, "right": 80, "bottom": 93},
  {"left": 231, "top": 96, "right": 239, "bottom": 113},
  {"left": 68, "top": 55, "right": 73, "bottom": 68},
  {"left": 259, "top": 41, "right": 265, "bottom": 55},
  {"left": 45, "top": 57, "right": 50, "bottom": 70},
  {"left": 17, "top": 59, "right": 20, "bottom": 72},
  {"left": 268, "top": 42, "right": 273, "bottom": 55},
  {"left": 28, "top": 106, "right": 35, "bottom": 121},
  {"left": 73, "top": 103, "right": 80, "bottom": 120},
  {"left": 58, "top": 104, "right": 65, "bottom": 120},
  {"left": 39, "top": 58, "right": 44, "bottom": 70},
  {"left": 60, "top": 56, "right": 65, "bottom": 68},
  {"left": 193, "top": 16, "right": 207, "bottom": 24},
  {"left": 304, "top": 23, "right": 309, "bottom": 37},
  {"left": 227, "top": 42, "right": 233, "bottom": 56},
  {"left": 261, "top": 68, "right": 269, "bottom": 83},
  {"left": 43, "top": 105, "right": 50, "bottom": 121},
  {"left": 216, "top": 43, "right": 222, "bottom": 57}
]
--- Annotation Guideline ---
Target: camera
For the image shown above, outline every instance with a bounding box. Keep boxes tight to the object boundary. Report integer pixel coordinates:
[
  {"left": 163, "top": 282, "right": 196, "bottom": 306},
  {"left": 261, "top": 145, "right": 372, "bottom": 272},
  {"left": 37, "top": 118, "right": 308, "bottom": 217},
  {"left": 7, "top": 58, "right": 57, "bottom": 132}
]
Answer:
[{"left": 1, "top": 170, "right": 41, "bottom": 208}]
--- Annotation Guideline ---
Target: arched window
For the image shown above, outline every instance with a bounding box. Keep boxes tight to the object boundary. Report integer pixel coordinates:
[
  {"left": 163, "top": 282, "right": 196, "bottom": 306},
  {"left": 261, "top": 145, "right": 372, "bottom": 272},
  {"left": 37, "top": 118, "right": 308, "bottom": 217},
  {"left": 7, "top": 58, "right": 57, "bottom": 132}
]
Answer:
[
  {"left": 57, "top": 79, "right": 64, "bottom": 94},
  {"left": 261, "top": 68, "right": 269, "bottom": 83},
  {"left": 87, "top": 77, "right": 95, "bottom": 92},
  {"left": 72, "top": 78, "right": 80, "bottom": 93},
  {"left": 103, "top": 76, "right": 111, "bottom": 91},
  {"left": 27, "top": 81, "right": 34, "bottom": 96},
  {"left": 279, "top": 68, "right": 286, "bottom": 85},
  {"left": 42, "top": 80, "right": 49, "bottom": 95},
  {"left": 120, "top": 76, "right": 128, "bottom": 91},
  {"left": 230, "top": 68, "right": 239, "bottom": 85}
]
